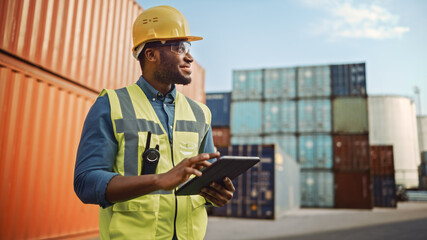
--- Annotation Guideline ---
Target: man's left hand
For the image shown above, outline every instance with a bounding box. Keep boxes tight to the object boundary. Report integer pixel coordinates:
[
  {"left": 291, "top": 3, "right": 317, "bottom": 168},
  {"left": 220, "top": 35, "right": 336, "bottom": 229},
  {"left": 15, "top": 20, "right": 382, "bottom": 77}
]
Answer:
[{"left": 199, "top": 177, "right": 235, "bottom": 207}]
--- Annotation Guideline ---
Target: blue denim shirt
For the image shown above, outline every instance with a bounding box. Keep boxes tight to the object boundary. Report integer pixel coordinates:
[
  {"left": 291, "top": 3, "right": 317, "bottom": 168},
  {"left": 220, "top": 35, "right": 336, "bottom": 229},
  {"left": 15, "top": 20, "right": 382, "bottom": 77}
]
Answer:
[{"left": 74, "top": 76, "right": 215, "bottom": 208}]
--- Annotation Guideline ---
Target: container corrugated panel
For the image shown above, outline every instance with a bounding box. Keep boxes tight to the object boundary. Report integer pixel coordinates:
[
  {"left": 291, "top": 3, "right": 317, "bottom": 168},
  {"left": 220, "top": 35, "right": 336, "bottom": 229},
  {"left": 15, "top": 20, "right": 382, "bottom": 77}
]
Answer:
[
  {"left": 422, "top": 151, "right": 427, "bottom": 164},
  {"left": 275, "top": 144, "right": 301, "bottom": 216},
  {"left": 263, "top": 68, "right": 296, "bottom": 100},
  {"left": 298, "top": 99, "right": 331, "bottom": 132},
  {"left": 231, "top": 101, "right": 263, "bottom": 135},
  {"left": 231, "top": 135, "right": 263, "bottom": 145},
  {"left": 334, "top": 171, "right": 373, "bottom": 209},
  {"left": 212, "top": 127, "right": 230, "bottom": 147},
  {"left": 420, "top": 163, "right": 427, "bottom": 176},
  {"left": 331, "top": 63, "right": 366, "bottom": 96},
  {"left": 263, "top": 135, "right": 298, "bottom": 163},
  {"left": 370, "top": 145, "right": 394, "bottom": 176},
  {"left": 0, "top": 63, "right": 99, "bottom": 239},
  {"left": 373, "top": 175, "right": 397, "bottom": 207},
  {"left": 0, "top": 0, "right": 142, "bottom": 92},
  {"left": 297, "top": 66, "right": 331, "bottom": 98},
  {"left": 263, "top": 100, "right": 296, "bottom": 133},
  {"left": 299, "top": 134, "right": 333, "bottom": 169},
  {"left": 212, "top": 144, "right": 300, "bottom": 219},
  {"left": 206, "top": 92, "right": 231, "bottom": 127},
  {"left": 300, "top": 170, "right": 334, "bottom": 207},
  {"left": 232, "top": 69, "right": 263, "bottom": 100},
  {"left": 420, "top": 176, "right": 427, "bottom": 190},
  {"left": 333, "top": 135, "right": 370, "bottom": 170},
  {"left": 176, "top": 60, "right": 206, "bottom": 103},
  {"left": 333, "top": 97, "right": 369, "bottom": 133}
]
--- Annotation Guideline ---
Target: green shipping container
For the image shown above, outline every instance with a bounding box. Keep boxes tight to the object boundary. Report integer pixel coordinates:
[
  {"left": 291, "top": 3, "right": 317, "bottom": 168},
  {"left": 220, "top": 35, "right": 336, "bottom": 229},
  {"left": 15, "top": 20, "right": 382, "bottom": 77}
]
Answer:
[{"left": 333, "top": 97, "right": 369, "bottom": 133}]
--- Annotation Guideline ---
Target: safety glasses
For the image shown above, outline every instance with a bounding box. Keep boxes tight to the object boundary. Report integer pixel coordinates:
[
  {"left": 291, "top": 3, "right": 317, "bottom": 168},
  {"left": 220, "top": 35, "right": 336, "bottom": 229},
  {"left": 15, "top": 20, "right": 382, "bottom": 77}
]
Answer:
[{"left": 147, "top": 41, "right": 191, "bottom": 55}]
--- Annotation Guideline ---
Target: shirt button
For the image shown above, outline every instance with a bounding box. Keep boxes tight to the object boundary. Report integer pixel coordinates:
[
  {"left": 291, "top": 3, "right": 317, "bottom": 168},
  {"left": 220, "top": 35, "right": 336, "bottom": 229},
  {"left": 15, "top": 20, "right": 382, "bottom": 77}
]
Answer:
[
  {"left": 170, "top": 125, "right": 173, "bottom": 129},
  {"left": 164, "top": 104, "right": 166, "bottom": 107},
  {"left": 152, "top": 98, "right": 156, "bottom": 101}
]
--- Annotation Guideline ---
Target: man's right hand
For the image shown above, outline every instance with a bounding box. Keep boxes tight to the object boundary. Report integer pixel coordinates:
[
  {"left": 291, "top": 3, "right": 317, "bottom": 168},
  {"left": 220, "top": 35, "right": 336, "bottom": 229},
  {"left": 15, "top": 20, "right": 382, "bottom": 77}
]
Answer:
[{"left": 157, "top": 152, "right": 220, "bottom": 190}]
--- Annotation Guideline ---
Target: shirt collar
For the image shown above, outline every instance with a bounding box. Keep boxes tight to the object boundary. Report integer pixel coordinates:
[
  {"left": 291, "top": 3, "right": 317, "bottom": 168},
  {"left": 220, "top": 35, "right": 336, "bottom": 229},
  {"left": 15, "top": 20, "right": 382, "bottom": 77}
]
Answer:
[{"left": 136, "top": 75, "right": 176, "bottom": 103}]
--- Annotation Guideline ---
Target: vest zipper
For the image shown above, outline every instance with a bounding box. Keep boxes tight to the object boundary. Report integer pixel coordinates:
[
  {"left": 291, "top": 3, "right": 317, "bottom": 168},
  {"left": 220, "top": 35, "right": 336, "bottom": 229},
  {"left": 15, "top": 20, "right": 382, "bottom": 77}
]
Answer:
[{"left": 171, "top": 141, "right": 178, "bottom": 239}]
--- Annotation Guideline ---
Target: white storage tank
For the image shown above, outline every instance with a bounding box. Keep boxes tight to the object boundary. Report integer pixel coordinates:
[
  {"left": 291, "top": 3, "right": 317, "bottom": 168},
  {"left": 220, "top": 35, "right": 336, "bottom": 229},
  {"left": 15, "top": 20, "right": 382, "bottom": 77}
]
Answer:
[
  {"left": 417, "top": 116, "right": 427, "bottom": 152},
  {"left": 368, "top": 96, "right": 421, "bottom": 188}
]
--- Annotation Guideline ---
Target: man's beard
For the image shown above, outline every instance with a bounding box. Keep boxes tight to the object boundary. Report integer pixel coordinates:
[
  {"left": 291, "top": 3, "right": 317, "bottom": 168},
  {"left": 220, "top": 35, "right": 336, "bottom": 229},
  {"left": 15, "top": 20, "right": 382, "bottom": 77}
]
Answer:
[{"left": 153, "top": 51, "right": 192, "bottom": 85}]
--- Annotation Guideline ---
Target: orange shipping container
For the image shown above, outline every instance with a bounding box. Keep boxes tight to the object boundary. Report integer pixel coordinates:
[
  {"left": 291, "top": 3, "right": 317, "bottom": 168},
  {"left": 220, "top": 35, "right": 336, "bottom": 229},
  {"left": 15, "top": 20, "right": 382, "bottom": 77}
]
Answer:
[
  {"left": 212, "top": 127, "right": 231, "bottom": 147},
  {"left": 0, "top": 52, "right": 99, "bottom": 239},
  {"left": 334, "top": 171, "right": 373, "bottom": 209},
  {"left": 370, "top": 145, "right": 395, "bottom": 175},
  {"left": 0, "top": 0, "right": 207, "bottom": 99},
  {"left": 0, "top": 0, "right": 142, "bottom": 92},
  {"left": 333, "top": 134, "right": 370, "bottom": 171}
]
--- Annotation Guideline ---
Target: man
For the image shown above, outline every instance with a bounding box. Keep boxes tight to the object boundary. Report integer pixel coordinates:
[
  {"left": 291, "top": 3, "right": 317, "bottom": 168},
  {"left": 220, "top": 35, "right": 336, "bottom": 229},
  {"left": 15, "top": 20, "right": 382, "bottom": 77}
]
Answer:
[{"left": 74, "top": 5, "right": 235, "bottom": 240}]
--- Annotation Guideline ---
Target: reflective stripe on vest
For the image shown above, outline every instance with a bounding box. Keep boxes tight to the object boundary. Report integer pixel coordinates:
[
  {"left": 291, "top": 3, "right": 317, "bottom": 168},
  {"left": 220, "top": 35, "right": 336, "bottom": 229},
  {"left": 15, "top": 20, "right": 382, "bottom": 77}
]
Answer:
[{"left": 98, "top": 83, "right": 211, "bottom": 240}]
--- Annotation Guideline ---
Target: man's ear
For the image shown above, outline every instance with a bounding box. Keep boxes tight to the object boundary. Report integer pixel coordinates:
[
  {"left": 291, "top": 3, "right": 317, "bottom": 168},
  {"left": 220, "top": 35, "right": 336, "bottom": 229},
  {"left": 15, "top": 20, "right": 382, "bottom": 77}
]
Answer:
[{"left": 144, "top": 48, "right": 158, "bottom": 63}]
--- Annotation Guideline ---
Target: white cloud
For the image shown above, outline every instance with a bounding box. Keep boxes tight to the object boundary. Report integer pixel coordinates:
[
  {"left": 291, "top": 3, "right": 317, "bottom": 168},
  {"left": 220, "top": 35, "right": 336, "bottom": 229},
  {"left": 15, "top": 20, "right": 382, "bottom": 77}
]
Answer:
[{"left": 303, "top": 0, "right": 410, "bottom": 40}]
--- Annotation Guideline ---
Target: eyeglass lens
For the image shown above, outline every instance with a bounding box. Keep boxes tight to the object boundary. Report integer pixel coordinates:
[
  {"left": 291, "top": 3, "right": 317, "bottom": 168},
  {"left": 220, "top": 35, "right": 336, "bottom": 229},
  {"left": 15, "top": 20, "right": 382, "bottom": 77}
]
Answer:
[{"left": 171, "top": 42, "right": 191, "bottom": 55}]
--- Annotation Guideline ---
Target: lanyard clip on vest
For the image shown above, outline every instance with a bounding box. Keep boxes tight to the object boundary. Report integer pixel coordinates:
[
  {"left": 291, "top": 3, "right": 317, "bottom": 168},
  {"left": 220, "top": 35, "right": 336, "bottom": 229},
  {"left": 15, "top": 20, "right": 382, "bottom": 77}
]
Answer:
[{"left": 141, "top": 131, "right": 160, "bottom": 175}]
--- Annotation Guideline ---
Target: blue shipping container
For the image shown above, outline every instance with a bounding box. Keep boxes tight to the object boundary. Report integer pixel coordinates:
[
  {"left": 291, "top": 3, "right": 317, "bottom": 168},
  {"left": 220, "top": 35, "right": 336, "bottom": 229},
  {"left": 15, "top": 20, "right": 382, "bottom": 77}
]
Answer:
[
  {"left": 212, "top": 144, "right": 300, "bottom": 219},
  {"left": 231, "top": 135, "right": 263, "bottom": 145},
  {"left": 420, "top": 163, "right": 427, "bottom": 176},
  {"left": 231, "top": 101, "right": 263, "bottom": 135},
  {"left": 298, "top": 99, "right": 332, "bottom": 133},
  {"left": 206, "top": 92, "right": 231, "bottom": 127},
  {"left": 331, "top": 63, "right": 366, "bottom": 96},
  {"left": 264, "top": 68, "right": 296, "bottom": 100},
  {"left": 422, "top": 152, "right": 427, "bottom": 165},
  {"left": 263, "top": 135, "right": 298, "bottom": 162},
  {"left": 263, "top": 100, "right": 297, "bottom": 133},
  {"left": 299, "top": 134, "right": 333, "bottom": 169},
  {"left": 300, "top": 170, "right": 334, "bottom": 207},
  {"left": 297, "top": 66, "right": 331, "bottom": 98},
  {"left": 373, "top": 175, "right": 397, "bottom": 207},
  {"left": 232, "top": 70, "right": 263, "bottom": 100}
]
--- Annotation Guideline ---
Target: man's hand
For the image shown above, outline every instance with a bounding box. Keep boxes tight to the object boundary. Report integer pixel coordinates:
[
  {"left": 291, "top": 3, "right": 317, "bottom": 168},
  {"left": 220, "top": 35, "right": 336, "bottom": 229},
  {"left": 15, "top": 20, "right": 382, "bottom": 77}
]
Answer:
[
  {"left": 157, "top": 152, "right": 220, "bottom": 190},
  {"left": 199, "top": 177, "right": 235, "bottom": 207}
]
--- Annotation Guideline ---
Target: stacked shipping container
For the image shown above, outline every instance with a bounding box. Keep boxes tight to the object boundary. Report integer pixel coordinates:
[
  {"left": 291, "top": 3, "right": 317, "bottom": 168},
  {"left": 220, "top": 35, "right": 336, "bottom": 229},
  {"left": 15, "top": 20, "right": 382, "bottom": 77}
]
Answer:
[
  {"left": 297, "top": 65, "right": 334, "bottom": 207},
  {"left": 0, "top": 0, "right": 207, "bottom": 238},
  {"left": 229, "top": 63, "right": 369, "bottom": 208},
  {"left": 370, "top": 145, "right": 397, "bottom": 207},
  {"left": 420, "top": 152, "right": 427, "bottom": 190},
  {"left": 211, "top": 145, "right": 300, "bottom": 219},
  {"left": 332, "top": 95, "right": 372, "bottom": 209},
  {"left": 206, "top": 92, "right": 232, "bottom": 147},
  {"left": 418, "top": 116, "right": 427, "bottom": 189}
]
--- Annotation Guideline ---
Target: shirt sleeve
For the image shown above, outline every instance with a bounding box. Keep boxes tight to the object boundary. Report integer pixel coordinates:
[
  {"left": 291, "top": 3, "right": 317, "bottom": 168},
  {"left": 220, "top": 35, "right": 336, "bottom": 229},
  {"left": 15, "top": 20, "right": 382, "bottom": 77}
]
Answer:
[
  {"left": 199, "top": 125, "right": 216, "bottom": 162},
  {"left": 74, "top": 95, "right": 119, "bottom": 208}
]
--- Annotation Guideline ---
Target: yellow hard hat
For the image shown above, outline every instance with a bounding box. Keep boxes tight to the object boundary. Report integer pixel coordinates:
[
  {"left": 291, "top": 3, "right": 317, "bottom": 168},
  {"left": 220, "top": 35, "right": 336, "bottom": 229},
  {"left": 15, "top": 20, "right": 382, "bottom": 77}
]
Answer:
[{"left": 132, "top": 6, "right": 202, "bottom": 54}]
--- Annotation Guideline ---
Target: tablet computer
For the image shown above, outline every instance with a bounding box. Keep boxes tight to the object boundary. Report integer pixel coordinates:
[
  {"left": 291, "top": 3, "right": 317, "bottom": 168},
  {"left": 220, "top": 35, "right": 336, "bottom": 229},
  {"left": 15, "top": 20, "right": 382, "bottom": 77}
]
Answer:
[{"left": 175, "top": 156, "right": 260, "bottom": 195}]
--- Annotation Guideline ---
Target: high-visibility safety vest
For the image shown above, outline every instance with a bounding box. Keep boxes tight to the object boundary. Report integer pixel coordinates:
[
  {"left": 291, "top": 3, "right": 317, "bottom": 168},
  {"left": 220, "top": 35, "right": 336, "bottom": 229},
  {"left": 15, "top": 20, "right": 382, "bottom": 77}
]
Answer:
[{"left": 98, "top": 83, "right": 211, "bottom": 240}]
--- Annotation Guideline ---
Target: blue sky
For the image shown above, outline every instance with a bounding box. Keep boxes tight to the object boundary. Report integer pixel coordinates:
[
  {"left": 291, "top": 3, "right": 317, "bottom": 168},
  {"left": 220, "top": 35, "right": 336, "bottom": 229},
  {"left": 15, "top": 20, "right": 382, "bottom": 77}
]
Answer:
[{"left": 136, "top": 0, "right": 427, "bottom": 115}]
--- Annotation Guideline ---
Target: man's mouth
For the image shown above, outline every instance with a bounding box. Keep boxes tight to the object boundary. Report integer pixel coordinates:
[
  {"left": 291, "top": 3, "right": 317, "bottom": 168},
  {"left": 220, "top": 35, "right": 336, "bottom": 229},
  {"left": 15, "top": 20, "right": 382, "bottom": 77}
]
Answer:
[{"left": 180, "top": 65, "right": 192, "bottom": 74}]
